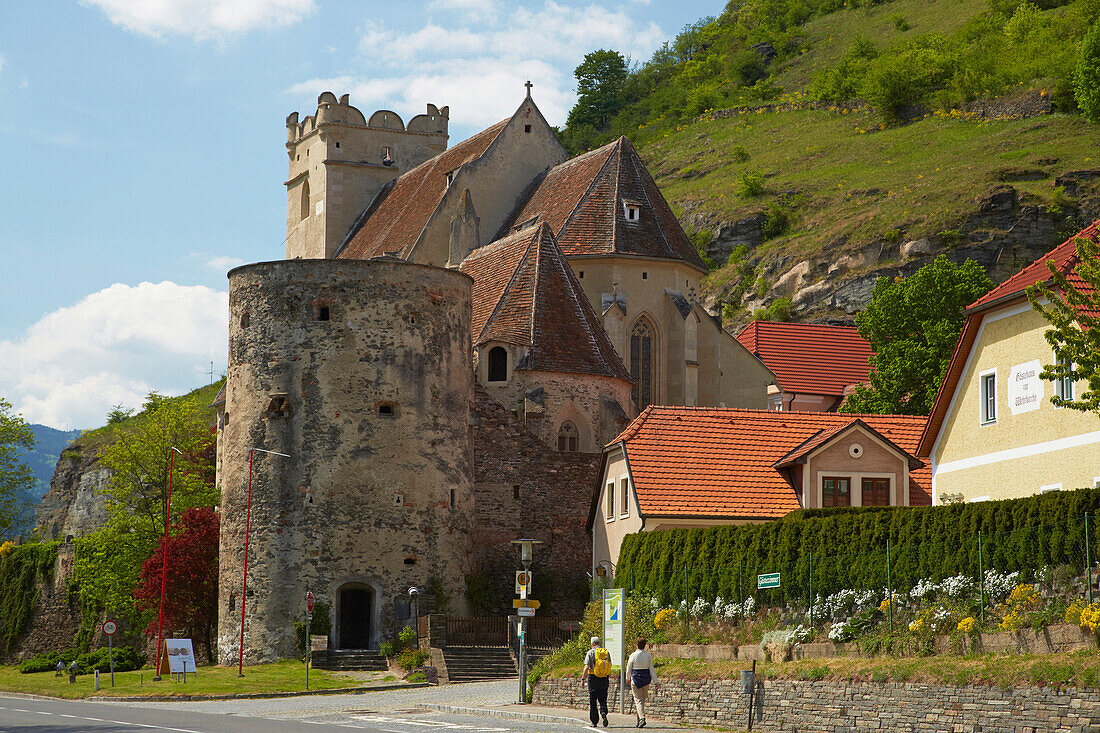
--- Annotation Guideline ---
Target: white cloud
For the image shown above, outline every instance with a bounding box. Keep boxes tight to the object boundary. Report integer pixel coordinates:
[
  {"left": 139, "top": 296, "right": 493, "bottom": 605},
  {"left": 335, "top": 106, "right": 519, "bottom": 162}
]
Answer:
[
  {"left": 289, "top": 1, "right": 666, "bottom": 132},
  {"left": 206, "top": 255, "right": 245, "bottom": 271},
  {"left": 81, "top": 0, "right": 316, "bottom": 40},
  {"left": 0, "top": 282, "right": 228, "bottom": 430},
  {"left": 0, "top": 53, "right": 5, "bottom": 75}
]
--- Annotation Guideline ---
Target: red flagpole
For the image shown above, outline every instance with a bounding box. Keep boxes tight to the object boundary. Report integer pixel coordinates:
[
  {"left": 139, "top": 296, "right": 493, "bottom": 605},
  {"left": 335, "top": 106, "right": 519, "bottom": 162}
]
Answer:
[
  {"left": 153, "top": 448, "right": 176, "bottom": 681},
  {"left": 238, "top": 448, "right": 254, "bottom": 677}
]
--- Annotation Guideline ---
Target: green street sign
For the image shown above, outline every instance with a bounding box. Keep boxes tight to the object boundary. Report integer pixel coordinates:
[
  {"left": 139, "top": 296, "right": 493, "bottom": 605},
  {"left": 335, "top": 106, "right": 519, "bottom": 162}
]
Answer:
[{"left": 758, "top": 572, "right": 781, "bottom": 589}]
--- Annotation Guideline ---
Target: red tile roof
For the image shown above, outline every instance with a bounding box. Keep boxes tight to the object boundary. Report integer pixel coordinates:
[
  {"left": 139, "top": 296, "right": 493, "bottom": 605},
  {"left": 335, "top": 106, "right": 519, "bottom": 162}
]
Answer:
[
  {"left": 337, "top": 119, "right": 509, "bottom": 260},
  {"left": 499, "top": 137, "right": 708, "bottom": 272},
  {"left": 735, "top": 322, "right": 873, "bottom": 397},
  {"left": 612, "top": 407, "right": 931, "bottom": 519},
  {"left": 775, "top": 419, "right": 923, "bottom": 470},
  {"left": 918, "top": 220, "right": 1100, "bottom": 456},
  {"left": 967, "top": 219, "right": 1098, "bottom": 314},
  {"left": 460, "top": 223, "right": 631, "bottom": 381}
]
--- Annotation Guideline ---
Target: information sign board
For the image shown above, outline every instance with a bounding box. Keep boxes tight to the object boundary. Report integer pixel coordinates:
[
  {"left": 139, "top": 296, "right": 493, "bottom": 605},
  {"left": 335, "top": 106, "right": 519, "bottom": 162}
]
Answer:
[
  {"left": 602, "top": 588, "right": 624, "bottom": 668},
  {"left": 758, "top": 572, "right": 781, "bottom": 589},
  {"left": 517, "top": 607, "right": 535, "bottom": 617},
  {"left": 156, "top": 638, "right": 196, "bottom": 676},
  {"left": 1008, "top": 360, "right": 1043, "bottom": 415}
]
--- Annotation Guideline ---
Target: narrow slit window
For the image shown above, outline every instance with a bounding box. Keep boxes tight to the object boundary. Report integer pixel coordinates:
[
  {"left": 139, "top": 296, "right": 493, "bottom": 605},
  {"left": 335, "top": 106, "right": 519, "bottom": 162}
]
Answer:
[{"left": 316, "top": 305, "right": 330, "bottom": 321}]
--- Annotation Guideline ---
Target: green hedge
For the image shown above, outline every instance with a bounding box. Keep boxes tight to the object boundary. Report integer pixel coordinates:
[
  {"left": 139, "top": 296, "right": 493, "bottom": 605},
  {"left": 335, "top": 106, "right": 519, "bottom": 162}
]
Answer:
[
  {"left": 19, "top": 646, "right": 145, "bottom": 674},
  {"left": 616, "top": 487, "right": 1100, "bottom": 605}
]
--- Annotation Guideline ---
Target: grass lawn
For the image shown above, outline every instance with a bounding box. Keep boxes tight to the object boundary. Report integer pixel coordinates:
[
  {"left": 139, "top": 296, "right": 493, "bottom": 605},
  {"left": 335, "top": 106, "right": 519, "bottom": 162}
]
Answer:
[
  {"left": 543, "top": 649, "right": 1100, "bottom": 689},
  {"left": 0, "top": 660, "right": 388, "bottom": 700}
]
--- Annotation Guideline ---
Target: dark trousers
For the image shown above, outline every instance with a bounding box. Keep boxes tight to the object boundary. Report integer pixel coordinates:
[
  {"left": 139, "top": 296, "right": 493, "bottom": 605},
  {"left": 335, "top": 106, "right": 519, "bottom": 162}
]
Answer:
[{"left": 588, "top": 675, "right": 609, "bottom": 725}]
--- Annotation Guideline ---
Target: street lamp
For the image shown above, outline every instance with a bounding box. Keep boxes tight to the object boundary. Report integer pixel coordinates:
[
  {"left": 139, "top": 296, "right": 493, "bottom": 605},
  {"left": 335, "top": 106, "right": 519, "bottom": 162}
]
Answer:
[
  {"left": 152, "top": 447, "right": 183, "bottom": 682},
  {"left": 237, "top": 447, "right": 290, "bottom": 677},
  {"left": 510, "top": 538, "right": 542, "bottom": 703}
]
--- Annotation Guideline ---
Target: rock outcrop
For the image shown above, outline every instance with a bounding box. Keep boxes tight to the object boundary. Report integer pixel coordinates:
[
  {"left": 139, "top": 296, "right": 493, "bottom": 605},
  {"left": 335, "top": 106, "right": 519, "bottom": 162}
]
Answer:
[{"left": 34, "top": 443, "right": 111, "bottom": 541}]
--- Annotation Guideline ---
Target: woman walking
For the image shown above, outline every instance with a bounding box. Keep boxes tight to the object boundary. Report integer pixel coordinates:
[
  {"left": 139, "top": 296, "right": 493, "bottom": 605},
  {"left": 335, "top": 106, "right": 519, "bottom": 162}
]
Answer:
[{"left": 625, "top": 638, "right": 657, "bottom": 728}]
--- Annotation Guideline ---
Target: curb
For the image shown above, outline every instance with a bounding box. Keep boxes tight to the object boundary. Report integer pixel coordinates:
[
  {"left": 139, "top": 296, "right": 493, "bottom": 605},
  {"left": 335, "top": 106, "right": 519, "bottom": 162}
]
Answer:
[
  {"left": 423, "top": 703, "right": 587, "bottom": 724},
  {"left": 1, "top": 682, "right": 430, "bottom": 703}
]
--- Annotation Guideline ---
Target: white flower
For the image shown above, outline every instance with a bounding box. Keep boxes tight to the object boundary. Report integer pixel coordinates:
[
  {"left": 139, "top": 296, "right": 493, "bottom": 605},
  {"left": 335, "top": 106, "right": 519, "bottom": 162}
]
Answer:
[{"left": 690, "top": 597, "right": 710, "bottom": 618}]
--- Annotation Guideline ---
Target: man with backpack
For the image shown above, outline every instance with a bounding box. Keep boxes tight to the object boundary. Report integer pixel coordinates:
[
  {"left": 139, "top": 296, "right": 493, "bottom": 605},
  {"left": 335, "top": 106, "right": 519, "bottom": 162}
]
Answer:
[
  {"left": 580, "top": 636, "right": 612, "bottom": 727},
  {"left": 625, "top": 638, "right": 657, "bottom": 728}
]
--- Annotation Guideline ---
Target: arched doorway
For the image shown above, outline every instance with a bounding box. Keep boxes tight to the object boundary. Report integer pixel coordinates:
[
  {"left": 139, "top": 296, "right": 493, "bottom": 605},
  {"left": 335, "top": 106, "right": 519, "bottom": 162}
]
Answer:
[{"left": 337, "top": 584, "right": 374, "bottom": 649}]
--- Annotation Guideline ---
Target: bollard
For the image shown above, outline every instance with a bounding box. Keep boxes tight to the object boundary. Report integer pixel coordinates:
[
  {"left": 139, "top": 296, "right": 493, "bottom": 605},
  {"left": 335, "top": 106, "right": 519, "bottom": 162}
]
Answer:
[
  {"left": 94, "top": 669, "right": 100, "bottom": 692},
  {"left": 68, "top": 661, "right": 78, "bottom": 684}
]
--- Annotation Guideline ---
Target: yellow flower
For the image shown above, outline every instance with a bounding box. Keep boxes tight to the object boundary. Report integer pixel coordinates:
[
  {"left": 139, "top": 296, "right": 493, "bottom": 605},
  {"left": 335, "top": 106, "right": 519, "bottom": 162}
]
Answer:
[
  {"left": 0, "top": 540, "right": 13, "bottom": 558},
  {"left": 655, "top": 608, "right": 675, "bottom": 630},
  {"left": 957, "top": 616, "right": 977, "bottom": 634}
]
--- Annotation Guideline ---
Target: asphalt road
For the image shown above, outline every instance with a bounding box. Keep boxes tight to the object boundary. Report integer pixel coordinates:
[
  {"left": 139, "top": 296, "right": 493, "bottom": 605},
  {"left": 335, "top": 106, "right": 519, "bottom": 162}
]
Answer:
[{"left": 0, "top": 684, "right": 607, "bottom": 733}]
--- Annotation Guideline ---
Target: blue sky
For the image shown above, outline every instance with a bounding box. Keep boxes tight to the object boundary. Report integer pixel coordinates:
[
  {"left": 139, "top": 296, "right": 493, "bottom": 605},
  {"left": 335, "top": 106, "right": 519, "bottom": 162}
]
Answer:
[{"left": 0, "top": 0, "right": 719, "bottom": 429}]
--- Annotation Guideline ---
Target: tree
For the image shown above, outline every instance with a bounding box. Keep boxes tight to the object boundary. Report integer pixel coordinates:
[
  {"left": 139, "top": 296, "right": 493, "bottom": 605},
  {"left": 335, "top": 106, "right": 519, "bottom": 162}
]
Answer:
[
  {"left": 0, "top": 399, "right": 36, "bottom": 541},
  {"left": 1076, "top": 19, "right": 1100, "bottom": 122},
  {"left": 566, "top": 49, "right": 629, "bottom": 132},
  {"left": 841, "top": 256, "right": 994, "bottom": 415},
  {"left": 133, "top": 507, "right": 219, "bottom": 661},
  {"left": 72, "top": 393, "right": 215, "bottom": 617},
  {"left": 1026, "top": 232, "right": 1100, "bottom": 415}
]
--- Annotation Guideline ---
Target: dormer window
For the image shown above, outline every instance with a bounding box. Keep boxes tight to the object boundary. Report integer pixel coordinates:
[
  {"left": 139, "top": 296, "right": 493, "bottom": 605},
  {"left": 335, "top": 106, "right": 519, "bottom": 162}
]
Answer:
[
  {"left": 623, "top": 201, "right": 641, "bottom": 222},
  {"left": 445, "top": 170, "right": 456, "bottom": 188}
]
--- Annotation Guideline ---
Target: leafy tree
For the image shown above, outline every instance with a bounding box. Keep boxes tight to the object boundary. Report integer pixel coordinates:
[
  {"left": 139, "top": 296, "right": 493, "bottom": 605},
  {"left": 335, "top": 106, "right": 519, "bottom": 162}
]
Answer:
[
  {"left": 1076, "top": 19, "right": 1100, "bottom": 122},
  {"left": 1026, "top": 232, "right": 1100, "bottom": 415},
  {"left": 841, "top": 256, "right": 993, "bottom": 415},
  {"left": 0, "top": 399, "right": 36, "bottom": 540},
  {"left": 566, "top": 50, "right": 629, "bottom": 132},
  {"left": 72, "top": 395, "right": 215, "bottom": 617},
  {"left": 133, "top": 507, "right": 219, "bottom": 661}
]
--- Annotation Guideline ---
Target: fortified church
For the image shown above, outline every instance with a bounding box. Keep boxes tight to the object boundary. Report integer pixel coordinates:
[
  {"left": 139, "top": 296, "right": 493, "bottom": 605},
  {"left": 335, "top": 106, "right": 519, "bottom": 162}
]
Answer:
[{"left": 214, "top": 89, "right": 776, "bottom": 663}]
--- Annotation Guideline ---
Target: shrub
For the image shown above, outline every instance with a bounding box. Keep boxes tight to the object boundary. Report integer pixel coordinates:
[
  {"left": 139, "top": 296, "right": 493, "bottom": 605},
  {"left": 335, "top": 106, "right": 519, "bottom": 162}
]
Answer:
[
  {"left": 732, "top": 145, "right": 750, "bottom": 163},
  {"left": 294, "top": 600, "right": 332, "bottom": 656},
  {"left": 892, "top": 15, "right": 911, "bottom": 32},
  {"left": 861, "top": 45, "right": 949, "bottom": 121},
  {"left": 380, "top": 625, "right": 417, "bottom": 659},
  {"left": 728, "top": 49, "right": 769, "bottom": 87},
  {"left": 762, "top": 203, "right": 790, "bottom": 239},
  {"left": 397, "top": 648, "right": 430, "bottom": 672},
  {"left": 1076, "top": 19, "right": 1100, "bottom": 122},
  {"left": 737, "top": 169, "right": 767, "bottom": 198},
  {"left": 687, "top": 85, "right": 721, "bottom": 116},
  {"left": 20, "top": 646, "right": 144, "bottom": 674}
]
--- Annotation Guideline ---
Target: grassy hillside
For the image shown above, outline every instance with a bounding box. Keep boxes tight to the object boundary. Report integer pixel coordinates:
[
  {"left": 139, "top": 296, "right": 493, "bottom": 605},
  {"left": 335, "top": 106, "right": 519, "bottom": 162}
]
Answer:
[{"left": 568, "top": 0, "right": 1100, "bottom": 320}]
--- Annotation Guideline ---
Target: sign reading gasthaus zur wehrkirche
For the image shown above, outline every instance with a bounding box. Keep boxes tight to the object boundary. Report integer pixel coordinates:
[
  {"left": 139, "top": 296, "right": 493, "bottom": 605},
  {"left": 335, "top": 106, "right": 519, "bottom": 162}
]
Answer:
[{"left": 1008, "top": 360, "right": 1043, "bottom": 415}]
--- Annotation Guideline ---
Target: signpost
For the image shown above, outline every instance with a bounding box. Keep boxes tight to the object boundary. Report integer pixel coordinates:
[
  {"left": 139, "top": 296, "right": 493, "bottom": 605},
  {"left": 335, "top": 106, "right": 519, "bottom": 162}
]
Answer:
[
  {"left": 306, "top": 591, "right": 314, "bottom": 690},
  {"left": 602, "top": 588, "right": 625, "bottom": 714},
  {"left": 102, "top": 620, "right": 117, "bottom": 687},
  {"left": 757, "top": 573, "right": 781, "bottom": 590}
]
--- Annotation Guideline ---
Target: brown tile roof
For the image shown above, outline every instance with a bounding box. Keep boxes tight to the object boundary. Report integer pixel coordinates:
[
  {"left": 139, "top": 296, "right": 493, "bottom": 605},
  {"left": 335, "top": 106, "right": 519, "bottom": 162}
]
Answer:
[
  {"left": 917, "top": 220, "right": 1099, "bottom": 456},
  {"left": 337, "top": 119, "right": 509, "bottom": 260},
  {"left": 966, "top": 219, "right": 1099, "bottom": 315},
  {"left": 735, "top": 321, "right": 872, "bottom": 397},
  {"left": 460, "top": 223, "right": 631, "bottom": 381},
  {"left": 499, "top": 137, "right": 708, "bottom": 271},
  {"left": 612, "top": 407, "right": 931, "bottom": 519}
]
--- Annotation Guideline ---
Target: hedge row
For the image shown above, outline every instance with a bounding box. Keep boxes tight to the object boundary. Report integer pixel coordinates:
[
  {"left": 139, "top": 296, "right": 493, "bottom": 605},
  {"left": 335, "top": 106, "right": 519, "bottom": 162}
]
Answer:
[
  {"left": 19, "top": 646, "right": 145, "bottom": 674},
  {"left": 616, "top": 487, "right": 1100, "bottom": 605}
]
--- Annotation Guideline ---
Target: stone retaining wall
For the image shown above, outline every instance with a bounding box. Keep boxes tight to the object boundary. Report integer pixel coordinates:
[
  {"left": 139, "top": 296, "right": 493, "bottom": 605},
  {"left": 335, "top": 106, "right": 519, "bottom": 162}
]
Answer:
[{"left": 533, "top": 675, "right": 1100, "bottom": 732}]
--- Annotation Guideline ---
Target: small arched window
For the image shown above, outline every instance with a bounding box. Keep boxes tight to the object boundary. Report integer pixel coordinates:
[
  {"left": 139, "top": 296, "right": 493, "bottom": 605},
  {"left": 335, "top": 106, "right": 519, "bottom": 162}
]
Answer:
[
  {"left": 487, "top": 346, "right": 508, "bottom": 382},
  {"left": 557, "top": 421, "right": 579, "bottom": 452},
  {"left": 300, "top": 179, "right": 310, "bottom": 221}
]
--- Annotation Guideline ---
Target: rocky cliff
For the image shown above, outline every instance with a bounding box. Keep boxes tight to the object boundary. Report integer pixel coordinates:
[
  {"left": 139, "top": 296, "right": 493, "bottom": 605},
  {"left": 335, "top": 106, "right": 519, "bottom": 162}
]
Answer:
[
  {"left": 34, "top": 442, "right": 111, "bottom": 542},
  {"left": 695, "top": 172, "right": 1100, "bottom": 323}
]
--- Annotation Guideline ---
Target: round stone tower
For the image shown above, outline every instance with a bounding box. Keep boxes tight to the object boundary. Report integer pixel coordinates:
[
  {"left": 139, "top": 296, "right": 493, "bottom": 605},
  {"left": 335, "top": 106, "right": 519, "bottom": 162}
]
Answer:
[{"left": 217, "top": 258, "right": 474, "bottom": 664}]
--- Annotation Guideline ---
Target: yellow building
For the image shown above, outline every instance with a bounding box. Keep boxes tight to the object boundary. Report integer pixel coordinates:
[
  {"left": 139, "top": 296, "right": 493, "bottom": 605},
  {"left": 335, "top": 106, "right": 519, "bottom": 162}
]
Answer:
[{"left": 917, "top": 221, "right": 1100, "bottom": 502}]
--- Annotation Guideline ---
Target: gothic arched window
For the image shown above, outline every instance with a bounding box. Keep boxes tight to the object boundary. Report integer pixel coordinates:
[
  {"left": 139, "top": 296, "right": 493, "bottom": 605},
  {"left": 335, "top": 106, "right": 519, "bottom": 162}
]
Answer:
[
  {"left": 630, "top": 318, "right": 655, "bottom": 408},
  {"left": 557, "top": 421, "right": 579, "bottom": 452},
  {"left": 300, "top": 179, "right": 311, "bottom": 221},
  {"left": 487, "top": 346, "right": 508, "bottom": 382}
]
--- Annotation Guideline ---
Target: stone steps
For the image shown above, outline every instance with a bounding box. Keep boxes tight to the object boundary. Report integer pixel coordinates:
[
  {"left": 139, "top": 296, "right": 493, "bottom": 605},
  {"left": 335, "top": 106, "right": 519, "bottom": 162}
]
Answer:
[
  {"left": 442, "top": 645, "right": 517, "bottom": 683},
  {"left": 311, "top": 649, "right": 388, "bottom": 671}
]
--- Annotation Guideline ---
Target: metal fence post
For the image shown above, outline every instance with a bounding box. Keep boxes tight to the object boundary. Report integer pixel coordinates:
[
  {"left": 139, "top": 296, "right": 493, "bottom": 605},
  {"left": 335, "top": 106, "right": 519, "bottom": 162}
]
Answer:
[
  {"left": 886, "top": 539, "right": 893, "bottom": 633},
  {"left": 978, "top": 530, "right": 985, "bottom": 625},
  {"left": 1087, "top": 513, "right": 1094, "bottom": 607},
  {"left": 685, "top": 565, "right": 690, "bottom": 606},
  {"left": 738, "top": 560, "right": 743, "bottom": 606},
  {"left": 807, "top": 555, "right": 814, "bottom": 626}
]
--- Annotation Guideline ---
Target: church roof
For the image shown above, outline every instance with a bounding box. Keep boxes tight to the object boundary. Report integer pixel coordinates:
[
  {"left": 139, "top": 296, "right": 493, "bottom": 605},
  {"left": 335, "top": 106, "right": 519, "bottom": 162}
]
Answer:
[
  {"left": 459, "top": 222, "right": 631, "bottom": 382},
  {"left": 337, "top": 119, "right": 509, "bottom": 260},
  {"left": 499, "top": 137, "right": 708, "bottom": 272},
  {"left": 735, "top": 321, "right": 872, "bottom": 397}
]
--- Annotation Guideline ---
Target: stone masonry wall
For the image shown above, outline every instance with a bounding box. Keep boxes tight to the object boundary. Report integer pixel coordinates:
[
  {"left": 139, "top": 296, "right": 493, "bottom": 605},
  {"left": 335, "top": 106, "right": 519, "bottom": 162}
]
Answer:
[
  {"left": 534, "top": 675, "right": 1100, "bottom": 732},
  {"left": 470, "top": 383, "right": 601, "bottom": 616},
  {"left": 218, "top": 259, "right": 476, "bottom": 664}
]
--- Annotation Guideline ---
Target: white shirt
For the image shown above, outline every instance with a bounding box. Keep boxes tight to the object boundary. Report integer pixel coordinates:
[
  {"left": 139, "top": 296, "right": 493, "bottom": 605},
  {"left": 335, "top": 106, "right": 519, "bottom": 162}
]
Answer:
[{"left": 625, "top": 649, "right": 655, "bottom": 683}]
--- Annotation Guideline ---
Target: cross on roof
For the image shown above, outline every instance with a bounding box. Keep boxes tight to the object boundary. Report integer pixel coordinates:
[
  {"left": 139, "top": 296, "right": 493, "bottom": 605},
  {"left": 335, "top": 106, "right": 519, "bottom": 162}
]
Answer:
[{"left": 525, "top": 80, "right": 533, "bottom": 97}]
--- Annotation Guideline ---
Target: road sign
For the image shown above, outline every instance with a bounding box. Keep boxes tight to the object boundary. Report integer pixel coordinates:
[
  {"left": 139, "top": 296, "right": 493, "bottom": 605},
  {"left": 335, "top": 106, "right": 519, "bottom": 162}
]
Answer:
[
  {"left": 513, "top": 599, "right": 541, "bottom": 609},
  {"left": 102, "top": 620, "right": 117, "bottom": 636},
  {"left": 517, "top": 607, "right": 535, "bottom": 617},
  {"left": 515, "top": 570, "right": 532, "bottom": 594},
  {"left": 758, "top": 572, "right": 781, "bottom": 589},
  {"left": 306, "top": 591, "right": 315, "bottom": 614}
]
